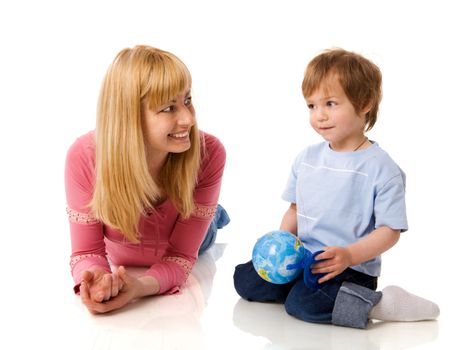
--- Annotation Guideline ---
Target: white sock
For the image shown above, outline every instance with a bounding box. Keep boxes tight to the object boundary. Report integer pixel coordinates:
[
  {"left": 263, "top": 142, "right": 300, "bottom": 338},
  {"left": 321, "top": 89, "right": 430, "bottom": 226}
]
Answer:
[{"left": 369, "top": 285, "right": 440, "bottom": 322}]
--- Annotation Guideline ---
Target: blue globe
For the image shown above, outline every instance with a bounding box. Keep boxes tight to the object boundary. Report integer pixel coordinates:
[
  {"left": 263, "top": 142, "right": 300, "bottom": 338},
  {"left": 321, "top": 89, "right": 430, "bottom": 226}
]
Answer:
[{"left": 252, "top": 230, "right": 305, "bottom": 284}]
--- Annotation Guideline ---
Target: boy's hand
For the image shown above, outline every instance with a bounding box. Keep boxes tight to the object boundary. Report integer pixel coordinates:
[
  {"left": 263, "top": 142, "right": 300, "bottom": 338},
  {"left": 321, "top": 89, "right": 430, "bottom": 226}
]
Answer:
[{"left": 311, "top": 246, "right": 352, "bottom": 283}]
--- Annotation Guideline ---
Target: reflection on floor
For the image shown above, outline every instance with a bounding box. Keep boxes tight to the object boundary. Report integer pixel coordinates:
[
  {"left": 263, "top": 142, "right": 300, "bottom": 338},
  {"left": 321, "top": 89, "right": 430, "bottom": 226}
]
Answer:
[
  {"left": 87, "top": 244, "right": 226, "bottom": 350},
  {"left": 233, "top": 298, "right": 439, "bottom": 350},
  {"left": 64, "top": 243, "right": 440, "bottom": 350}
]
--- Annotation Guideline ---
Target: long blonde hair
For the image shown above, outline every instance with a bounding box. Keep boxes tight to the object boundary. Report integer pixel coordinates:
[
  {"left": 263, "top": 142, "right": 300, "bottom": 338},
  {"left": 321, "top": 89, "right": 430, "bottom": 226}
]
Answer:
[{"left": 91, "top": 45, "right": 201, "bottom": 243}]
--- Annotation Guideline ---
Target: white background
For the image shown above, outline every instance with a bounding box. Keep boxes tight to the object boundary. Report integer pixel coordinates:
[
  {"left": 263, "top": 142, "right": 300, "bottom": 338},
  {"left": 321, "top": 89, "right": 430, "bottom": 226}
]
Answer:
[{"left": 1, "top": 0, "right": 474, "bottom": 349}]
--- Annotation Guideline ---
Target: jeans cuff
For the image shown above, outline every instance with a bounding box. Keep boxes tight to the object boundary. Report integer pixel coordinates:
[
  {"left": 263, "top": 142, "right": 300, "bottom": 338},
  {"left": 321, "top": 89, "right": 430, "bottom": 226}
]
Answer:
[{"left": 332, "top": 281, "right": 382, "bottom": 329}]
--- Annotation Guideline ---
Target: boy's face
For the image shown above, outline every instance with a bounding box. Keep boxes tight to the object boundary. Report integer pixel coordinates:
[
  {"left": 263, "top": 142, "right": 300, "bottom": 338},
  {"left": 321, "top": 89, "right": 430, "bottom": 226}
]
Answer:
[{"left": 305, "top": 75, "right": 368, "bottom": 152}]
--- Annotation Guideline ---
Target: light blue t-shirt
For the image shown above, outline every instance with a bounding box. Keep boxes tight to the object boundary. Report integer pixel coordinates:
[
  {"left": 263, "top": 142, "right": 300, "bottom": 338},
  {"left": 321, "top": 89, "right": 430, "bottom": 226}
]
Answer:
[{"left": 282, "top": 141, "right": 408, "bottom": 277}]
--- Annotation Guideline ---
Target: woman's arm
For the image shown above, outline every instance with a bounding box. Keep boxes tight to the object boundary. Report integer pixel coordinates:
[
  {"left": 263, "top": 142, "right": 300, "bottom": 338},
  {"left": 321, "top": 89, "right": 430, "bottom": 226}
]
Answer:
[{"left": 65, "top": 133, "right": 112, "bottom": 293}]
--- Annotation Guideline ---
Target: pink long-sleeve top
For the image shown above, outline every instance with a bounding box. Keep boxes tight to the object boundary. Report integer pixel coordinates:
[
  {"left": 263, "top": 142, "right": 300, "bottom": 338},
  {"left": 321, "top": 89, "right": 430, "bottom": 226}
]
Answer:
[{"left": 65, "top": 130, "right": 225, "bottom": 295}]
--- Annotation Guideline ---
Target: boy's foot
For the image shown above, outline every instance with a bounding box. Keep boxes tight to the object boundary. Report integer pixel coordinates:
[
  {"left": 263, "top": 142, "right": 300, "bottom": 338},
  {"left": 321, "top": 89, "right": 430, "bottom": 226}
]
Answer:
[{"left": 369, "top": 285, "right": 440, "bottom": 322}]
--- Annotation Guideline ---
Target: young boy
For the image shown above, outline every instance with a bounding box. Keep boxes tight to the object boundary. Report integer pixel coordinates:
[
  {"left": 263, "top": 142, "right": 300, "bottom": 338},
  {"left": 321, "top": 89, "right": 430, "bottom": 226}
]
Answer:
[{"left": 234, "top": 48, "right": 439, "bottom": 329}]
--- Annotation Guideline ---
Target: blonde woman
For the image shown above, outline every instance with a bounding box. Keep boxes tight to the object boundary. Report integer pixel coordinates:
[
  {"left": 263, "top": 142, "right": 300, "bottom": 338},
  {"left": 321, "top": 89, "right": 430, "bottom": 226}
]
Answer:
[{"left": 65, "top": 45, "right": 229, "bottom": 314}]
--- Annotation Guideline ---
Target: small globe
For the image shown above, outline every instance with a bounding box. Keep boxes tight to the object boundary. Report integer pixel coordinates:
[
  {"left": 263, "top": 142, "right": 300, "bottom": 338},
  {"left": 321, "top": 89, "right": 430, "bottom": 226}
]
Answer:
[{"left": 252, "top": 230, "right": 305, "bottom": 284}]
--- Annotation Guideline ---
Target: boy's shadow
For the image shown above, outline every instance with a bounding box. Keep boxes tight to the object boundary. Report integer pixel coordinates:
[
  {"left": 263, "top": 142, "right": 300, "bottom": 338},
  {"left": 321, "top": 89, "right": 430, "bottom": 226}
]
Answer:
[{"left": 233, "top": 298, "right": 438, "bottom": 350}]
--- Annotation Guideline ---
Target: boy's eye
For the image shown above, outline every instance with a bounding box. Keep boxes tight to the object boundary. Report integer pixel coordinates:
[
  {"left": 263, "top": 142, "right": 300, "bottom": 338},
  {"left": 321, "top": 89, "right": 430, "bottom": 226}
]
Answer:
[
  {"left": 326, "top": 101, "right": 336, "bottom": 107},
  {"left": 184, "top": 96, "right": 192, "bottom": 106},
  {"left": 307, "top": 104, "right": 315, "bottom": 110}
]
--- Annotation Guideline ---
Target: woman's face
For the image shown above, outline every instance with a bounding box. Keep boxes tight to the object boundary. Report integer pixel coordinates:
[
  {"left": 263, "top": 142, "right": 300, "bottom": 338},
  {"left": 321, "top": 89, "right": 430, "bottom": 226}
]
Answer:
[{"left": 142, "top": 89, "right": 195, "bottom": 160}]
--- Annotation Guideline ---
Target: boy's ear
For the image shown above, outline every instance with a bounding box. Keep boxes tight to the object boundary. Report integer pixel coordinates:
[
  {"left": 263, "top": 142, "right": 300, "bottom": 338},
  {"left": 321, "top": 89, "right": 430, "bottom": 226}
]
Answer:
[{"left": 360, "top": 101, "right": 372, "bottom": 117}]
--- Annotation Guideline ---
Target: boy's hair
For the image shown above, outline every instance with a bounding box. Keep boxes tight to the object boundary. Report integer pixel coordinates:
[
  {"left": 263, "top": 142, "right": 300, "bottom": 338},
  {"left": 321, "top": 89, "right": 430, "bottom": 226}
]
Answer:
[
  {"left": 91, "top": 45, "right": 201, "bottom": 243},
  {"left": 302, "top": 48, "right": 382, "bottom": 131}
]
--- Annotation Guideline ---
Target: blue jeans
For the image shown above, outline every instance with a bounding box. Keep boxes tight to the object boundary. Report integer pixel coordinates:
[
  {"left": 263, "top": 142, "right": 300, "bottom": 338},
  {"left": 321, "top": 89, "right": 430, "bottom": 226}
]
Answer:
[
  {"left": 198, "top": 204, "right": 230, "bottom": 255},
  {"left": 234, "top": 260, "right": 380, "bottom": 328}
]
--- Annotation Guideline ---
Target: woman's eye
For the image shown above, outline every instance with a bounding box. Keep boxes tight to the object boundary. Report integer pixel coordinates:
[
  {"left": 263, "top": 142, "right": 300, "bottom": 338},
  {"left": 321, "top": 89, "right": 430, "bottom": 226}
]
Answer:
[
  {"left": 162, "top": 105, "right": 175, "bottom": 113},
  {"left": 326, "top": 101, "right": 336, "bottom": 107},
  {"left": 184, "top": 97, "right": 192, "bottom": 106}
]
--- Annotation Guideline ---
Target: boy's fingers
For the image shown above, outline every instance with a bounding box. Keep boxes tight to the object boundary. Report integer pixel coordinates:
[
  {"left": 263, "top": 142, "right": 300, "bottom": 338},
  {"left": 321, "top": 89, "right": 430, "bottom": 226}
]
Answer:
[
  {"left": 315, "top": 249, "right": 333, "bottom": 261},
  {"left": 318, "top": 272, "right": 336, "bottom": 284},
  {"left": 312, "top": 263, "right": 337, "bottom": 274}
]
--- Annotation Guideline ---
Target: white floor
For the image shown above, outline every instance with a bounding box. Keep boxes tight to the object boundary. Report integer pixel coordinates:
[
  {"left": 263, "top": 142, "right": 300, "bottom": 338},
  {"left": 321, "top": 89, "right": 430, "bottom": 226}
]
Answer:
[{"left": 4, "top": 230, "right": 471, "bottom": 350}]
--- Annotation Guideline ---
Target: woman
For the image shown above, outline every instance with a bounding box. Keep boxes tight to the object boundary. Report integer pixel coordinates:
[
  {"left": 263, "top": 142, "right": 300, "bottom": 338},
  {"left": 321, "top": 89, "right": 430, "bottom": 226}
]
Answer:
[{"left": 65, "top": 45, "right": 229, "bottom": 314}]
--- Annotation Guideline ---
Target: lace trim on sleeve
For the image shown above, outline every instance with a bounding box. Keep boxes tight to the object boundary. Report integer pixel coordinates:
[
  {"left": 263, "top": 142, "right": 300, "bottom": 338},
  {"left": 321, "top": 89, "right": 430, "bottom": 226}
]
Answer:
[
  {"left": 66, "top": 206, "right": 100, "bottom": 225},
  {"left": 192, "top": 204, "right": 217, "bottom": 219},
  {"left": 70, "top": 253, "right": 108, "bottom": 270},
  {"left": 162, "top": 256, "right": 193, "bottom": 278}
]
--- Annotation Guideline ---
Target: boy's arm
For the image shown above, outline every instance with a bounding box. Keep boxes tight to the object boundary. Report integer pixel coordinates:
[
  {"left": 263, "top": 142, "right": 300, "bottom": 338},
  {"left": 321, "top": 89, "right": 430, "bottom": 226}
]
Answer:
[
  {"left": 280, "top": 203, "right": 298, "bottom": 235},
  {"left": 312, "top": 226, "right": 400, "bottom": 283},
  {"left": 346, "top": 226, "right": 400, "bottom": 266}
]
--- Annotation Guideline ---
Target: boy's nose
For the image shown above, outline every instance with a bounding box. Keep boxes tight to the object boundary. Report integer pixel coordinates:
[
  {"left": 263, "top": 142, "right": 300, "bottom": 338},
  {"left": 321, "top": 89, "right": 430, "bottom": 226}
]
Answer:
[{"left": 316, "top": 110, "right": 329, "bottom": 121}]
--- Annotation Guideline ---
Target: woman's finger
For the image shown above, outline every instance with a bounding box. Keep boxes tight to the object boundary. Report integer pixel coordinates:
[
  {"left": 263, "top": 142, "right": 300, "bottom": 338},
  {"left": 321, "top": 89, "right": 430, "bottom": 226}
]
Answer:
[
  {"left": 90, "top": 274, "right": 110, "bottom": 303},
  {"left": 81, "top": 270, "right": 94, "bottom": 283},
  {"left": 91, "top": 289, "right": 105, "bottom": 303},
  {"left": 79, "top": 281, "right": 90, "bottom": 304},
  {"left": 80, "top": 282, "right": 99, "bottom": 314},
  {"left": 111, "top": 273, "right": 120, "bottom": 297},
  {"left": 117, "top": 266, "right": 126, "bottom": 290},
  {"left": 101, "top": 274, "right": 112, "bottom": 301}
]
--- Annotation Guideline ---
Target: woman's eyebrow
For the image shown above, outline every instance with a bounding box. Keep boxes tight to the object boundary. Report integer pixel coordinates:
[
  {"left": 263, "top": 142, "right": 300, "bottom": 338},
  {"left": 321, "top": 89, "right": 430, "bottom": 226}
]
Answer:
[{"left": 170, "top": 91, "right": 191, "bottom": 103}]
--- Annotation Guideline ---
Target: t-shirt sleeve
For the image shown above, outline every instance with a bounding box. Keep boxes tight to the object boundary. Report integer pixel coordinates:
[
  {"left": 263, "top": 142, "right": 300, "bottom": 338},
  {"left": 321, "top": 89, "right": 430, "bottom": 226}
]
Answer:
[
  {"left": 144, "top": 134, "right": 226, "bottom": 294},
  {"left": 374, "top": 173, "right": 408, "bottom": 232},
  {"left": 64, "top": 135, "right": 111, "bottom": 293},
  {"left": 282, "top": 149, "right": 306, "bottom": 203}
]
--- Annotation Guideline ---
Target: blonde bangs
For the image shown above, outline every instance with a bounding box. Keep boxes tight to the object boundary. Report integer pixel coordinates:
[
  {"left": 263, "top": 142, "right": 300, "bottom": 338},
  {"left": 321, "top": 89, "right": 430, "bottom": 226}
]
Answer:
[{"left": 142, "top": 52, "right": 192, "bottom": 110}]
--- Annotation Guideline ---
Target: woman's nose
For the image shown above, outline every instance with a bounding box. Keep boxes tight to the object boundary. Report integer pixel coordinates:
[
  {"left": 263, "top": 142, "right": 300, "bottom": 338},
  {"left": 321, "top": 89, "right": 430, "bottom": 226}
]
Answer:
[{"left": 177, "top": 107, "right": 194, "bottom": 125}]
